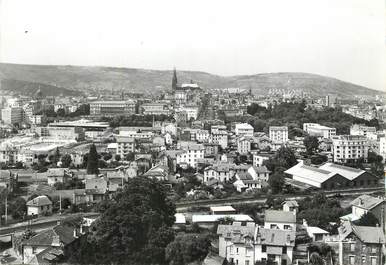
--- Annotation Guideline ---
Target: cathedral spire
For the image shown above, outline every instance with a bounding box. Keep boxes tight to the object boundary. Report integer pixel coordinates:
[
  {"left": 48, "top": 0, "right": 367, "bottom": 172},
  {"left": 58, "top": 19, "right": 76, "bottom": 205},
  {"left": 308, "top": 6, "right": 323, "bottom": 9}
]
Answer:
[{"left": 172, "top": 67, "right": 177, "bottom": 90}]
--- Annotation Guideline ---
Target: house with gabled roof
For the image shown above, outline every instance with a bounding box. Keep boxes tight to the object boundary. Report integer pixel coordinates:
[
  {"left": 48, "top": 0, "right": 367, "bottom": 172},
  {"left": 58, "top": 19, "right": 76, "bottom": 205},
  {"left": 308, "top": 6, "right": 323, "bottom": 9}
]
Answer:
[
  {"left": 217, "top": 222, "right": 296, "bottom": 265},
  {"left": 22, "top": 224, "right": 79, "bottom": 264},
  {"left": 338, "top": 221, "right": 385, "bottom": 265},
  {"left": 264, "top": 210, "right": 296, "bottom": 231},
  {"left": 26, "top": 195, "right": 52, "bottom": 216},
  {"left": 340, "top": 194, "right": 385, "bottom": 223}
]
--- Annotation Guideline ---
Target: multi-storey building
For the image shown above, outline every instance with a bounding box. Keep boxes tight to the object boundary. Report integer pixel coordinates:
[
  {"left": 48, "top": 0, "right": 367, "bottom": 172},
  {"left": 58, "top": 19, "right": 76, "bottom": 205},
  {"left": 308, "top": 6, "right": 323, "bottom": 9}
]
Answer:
[
  {"left": 338, "top": 221, "right": 385, "bottom": 265},
  {"left": 1, "top": 107, "right": 23, "bottom": 125},
  {"left": 140, "top": 102, "right": 171, "bottom": 116},
  {"left": 237, "top": 136, "right": 253, "bottom": 154},
  {"left": 235, "top": 123, "right": 254, "bottom": 137},
  {"left": 90, "top": 100, "right": 136, "bottom": 116},
  {"left": 210, "top": 130, "right": 228, "bottom": 149},
  {"left": 36, "top": 126, "right": 84, "bottom": 141},
  {"left": 350, "top": 124, "right": 377, "bottom": 138},
  {"left": 331, "top": 135, "right": 369, "bottom": 163},
  {"left": 217, "top": 222, "right": 296, "bottom": 265},
  {"left": 269, "top": 126, "right": 288, "bottom": 143},
  {"left": 176, "top": 142, "right": 205, "bottom": 168},
  {"left": 303, "top": 123, "right": 336, "bottom": 139},
  {"left": 116, "top": 136, "right": 135, "bottom": 158}
]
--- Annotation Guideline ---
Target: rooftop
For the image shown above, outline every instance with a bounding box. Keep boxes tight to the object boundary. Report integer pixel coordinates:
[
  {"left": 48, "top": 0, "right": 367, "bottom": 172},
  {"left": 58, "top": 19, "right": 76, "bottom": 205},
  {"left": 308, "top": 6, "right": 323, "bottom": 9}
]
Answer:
[
  {"left": 26, "top": 195, "right": 52, "bottom": 207},
  {"left": 350, "top": 195, "right": 384, "bottom": 210},
  {"left": 265, "top": 210, "right": 296, "bottom": 223}
]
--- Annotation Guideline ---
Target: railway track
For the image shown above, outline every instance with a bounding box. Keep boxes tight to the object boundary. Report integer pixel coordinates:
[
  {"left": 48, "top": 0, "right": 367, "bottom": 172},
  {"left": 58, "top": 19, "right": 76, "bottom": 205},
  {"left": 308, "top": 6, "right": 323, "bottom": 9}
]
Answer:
[{"left": 175, "top": 186, "right": 384, "bottom": 210}]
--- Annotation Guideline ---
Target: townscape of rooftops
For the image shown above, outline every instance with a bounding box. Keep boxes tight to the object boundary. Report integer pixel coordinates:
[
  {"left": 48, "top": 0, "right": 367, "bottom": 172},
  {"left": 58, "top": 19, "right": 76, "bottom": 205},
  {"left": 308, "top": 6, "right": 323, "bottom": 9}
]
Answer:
[{"left": 0, "top": 68, "right": 385, "bottom": 265}]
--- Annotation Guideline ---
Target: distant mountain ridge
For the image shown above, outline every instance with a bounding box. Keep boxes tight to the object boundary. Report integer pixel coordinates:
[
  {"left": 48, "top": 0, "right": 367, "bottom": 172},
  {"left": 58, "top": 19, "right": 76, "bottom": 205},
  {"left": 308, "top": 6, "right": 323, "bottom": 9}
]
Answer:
[{"left": 0, "top": 63, "right": 383, "bottom": 98}]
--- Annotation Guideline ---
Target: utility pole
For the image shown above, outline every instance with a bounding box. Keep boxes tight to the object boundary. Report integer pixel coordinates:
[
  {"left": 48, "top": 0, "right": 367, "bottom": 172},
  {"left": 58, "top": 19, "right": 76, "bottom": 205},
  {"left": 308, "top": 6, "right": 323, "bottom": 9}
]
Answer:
[
  {"left": 59, "top": 193, "right": 62, "bottom": 214},
  {"left": 4, "top": 192, "right": 7, "bottom": 225}
]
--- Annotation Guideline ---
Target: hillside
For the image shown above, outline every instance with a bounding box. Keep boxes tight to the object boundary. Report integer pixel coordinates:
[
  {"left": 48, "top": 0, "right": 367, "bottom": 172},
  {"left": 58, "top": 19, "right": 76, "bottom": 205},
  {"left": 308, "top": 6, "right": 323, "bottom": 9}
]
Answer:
[{"left": 0, "top": 63, "right": 383, "bottom": 97}]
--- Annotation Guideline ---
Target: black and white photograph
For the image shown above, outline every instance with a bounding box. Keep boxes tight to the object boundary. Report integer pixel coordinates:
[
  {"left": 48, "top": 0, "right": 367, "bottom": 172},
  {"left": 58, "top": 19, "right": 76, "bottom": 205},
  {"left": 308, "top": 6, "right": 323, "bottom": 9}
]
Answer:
[{"left": 0, "top": 0, "right": 385, "bottom": 264}]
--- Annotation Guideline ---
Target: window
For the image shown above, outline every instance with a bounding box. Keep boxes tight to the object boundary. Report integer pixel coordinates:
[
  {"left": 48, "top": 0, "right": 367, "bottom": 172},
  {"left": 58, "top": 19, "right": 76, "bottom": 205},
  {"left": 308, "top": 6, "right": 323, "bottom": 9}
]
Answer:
[
  {"left": 371, "top": 257, "right": 377, "bottom": 265},
  {"left": 362, "top": 245, "right": 366, "bottom": 252},
  {"left": 236, "top": 248, "right": 239, "bottom": 254},
  {"left": 262, "top": 245, "right": 266, "bottom": 253},
  {"left": 350, "top": 243, "right": 355, "bottom": 252},
  {"left": 32, "top": 246, "right": 37, "bottom": 254},
  {"left": 371, "top": 246, "right": 377, "bottom": 254},
  {"left": 349, "top": 256, "right": 355, "bottom": 265},
  {"left": 245, "top": 261, "right": 250, "bottom": 265},
  {"left": 362, "top": 256, "right": 366, "bottom": 264},
  {"left": 283, "top": 246, "right": 287, "bottom": 254}
]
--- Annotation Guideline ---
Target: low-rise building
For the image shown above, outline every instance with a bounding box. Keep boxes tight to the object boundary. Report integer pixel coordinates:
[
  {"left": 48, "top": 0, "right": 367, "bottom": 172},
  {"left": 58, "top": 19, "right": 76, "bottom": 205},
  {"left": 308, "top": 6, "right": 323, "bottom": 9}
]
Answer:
[
  {"left": 217, "top": 222, "right": 296, "bottom": 265},
  {"left": 264, "top": 210, "right": 296, "bottom": 231},
  {"left": 90, "top": 100, "right": 136, "bottom": 116},
  {"left": 26, "top": 195, "right": 53, "bottom": 216},
  {"left": 303, "top": 123, "right": 336, "bottom": 139}
]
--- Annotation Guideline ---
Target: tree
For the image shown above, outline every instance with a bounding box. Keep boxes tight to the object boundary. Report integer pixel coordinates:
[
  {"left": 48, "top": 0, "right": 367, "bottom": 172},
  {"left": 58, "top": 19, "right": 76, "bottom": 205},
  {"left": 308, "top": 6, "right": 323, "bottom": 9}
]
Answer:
[
  {"left": 309, "top": 252, "right": 324, "bottom": 265},
  {"left": 354, "top": 212, "right": 380, "bottom": 227},
  {"left": 70, "top": 177, "right": 176, "bottom": 265},
  {"left": 165, "top": 234, "right": 211, "bottom": 265},
  {"left": 61, "top": 154, "right": 72, "bottom": 168},
  {"left": 304, "top": 136, "right": 319, "bottom": 155},
  {"left": 10, "top": 197, "right": 27, "bottom": 219},
  {"left": 268, "top": 171, "right": 285, "bottom": 194},
  {"left": 115, "top": 154, "right": 121, "bottom": 161},
  {"left": 87, "top": 144, "right": 99, "bottom": 174}
]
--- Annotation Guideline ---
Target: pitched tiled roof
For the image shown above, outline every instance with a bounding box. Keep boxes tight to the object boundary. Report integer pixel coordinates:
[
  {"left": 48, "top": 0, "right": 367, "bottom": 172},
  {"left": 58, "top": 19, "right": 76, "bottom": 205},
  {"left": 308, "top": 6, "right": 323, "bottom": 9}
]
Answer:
[
  {"left": 26, "top": 195, "right": 52, "bottom": 207},
  {"left": 23, "top": 225, "right": 76, "bottom": 246},
  {"left": 319, "top": 163, "right": 365, "bottom": 180},
  {"left": 350, "top": 195, "right": 384, "bottom": 210},
  {"left": 265, "top": 210, "right": 296, "bottom": 223},
  {"left": 339, "top": 221, "right": 385, "bottom": 244}
]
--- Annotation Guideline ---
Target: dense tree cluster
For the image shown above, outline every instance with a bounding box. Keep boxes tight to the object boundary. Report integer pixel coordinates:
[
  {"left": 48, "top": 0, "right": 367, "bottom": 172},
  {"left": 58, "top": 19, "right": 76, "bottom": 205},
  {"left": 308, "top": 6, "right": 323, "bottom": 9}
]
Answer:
[
  {"left": 68, "top": 177, "right": 176, "bottom": 265},
  {"left": 245, "top": 102, "right": 379, "bottom": 135},
  {"left": 297, "top": 194, "right": 349, "bottom": 230}
]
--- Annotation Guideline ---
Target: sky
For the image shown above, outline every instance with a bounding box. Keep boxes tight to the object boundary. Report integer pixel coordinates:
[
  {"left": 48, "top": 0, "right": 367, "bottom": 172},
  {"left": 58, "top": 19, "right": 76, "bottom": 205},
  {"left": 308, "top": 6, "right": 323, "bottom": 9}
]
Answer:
[{"left": 0, "top": 0, "right": 385, "bottom": 91}]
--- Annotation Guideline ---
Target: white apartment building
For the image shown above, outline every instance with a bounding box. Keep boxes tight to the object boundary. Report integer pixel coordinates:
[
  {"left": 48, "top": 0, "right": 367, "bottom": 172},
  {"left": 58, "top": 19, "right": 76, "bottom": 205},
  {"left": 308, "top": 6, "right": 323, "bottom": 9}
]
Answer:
[
  {"left": 116, "top": 136, "right": 135, "bottom": 157},
  {"left": 269, "top": 126, "right": 289, "bottom": 143},
  {"left": 350, "top": 124, "right": 376, "bottom": 137},
  {"left": 218, "top": 223, "right": 296, "bottom": 265},
  {"left": 237, "top": 137, "right": 252, "bottom": 154},
  {"left": 90, "top": 100, "right": 136, "bottom": 116},
  {"left": 235, "top": 123, "right": 254, "bottom": 137},
  {"left": 331, "top": 135, "right": 369, "bottom": 163},
  {"left": 176, "top": 143, "right": 205, "bottom": 168},
  {"left": 253, "top": 153, "right": 271, "bottom": 167},
  {"left": 378, "top": 136, "right": 386, "bottom": 162},
  {"left": 141, "top": 102, "right": 171, "bottom": 116},
  {"left": 210, "top": 131, "right": 228, "bottom": 149},
  {"left": 195, "top": 129, "right": 210, "bottom": 143},
  {"left": 303, "top": 123, "right": 336, "bottom": 139},
  {"left": 1, "top": 107, "right": 23, "bottom": 125},
  {"left": 176, "top": 106, "right": 199, "bottom": 120}
]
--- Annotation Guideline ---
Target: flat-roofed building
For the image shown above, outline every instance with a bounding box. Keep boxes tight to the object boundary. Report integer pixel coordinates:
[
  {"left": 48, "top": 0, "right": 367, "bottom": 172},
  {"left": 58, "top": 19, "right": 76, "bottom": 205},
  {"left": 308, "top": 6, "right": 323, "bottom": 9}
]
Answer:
[
  {"left": 235, "top": 123, "right": 254, "bottom": 137},
  {"left": 116, "top": 136, "right": 135, "bottom": 157},
  {"left": 140, "top": 102, "right": 171, "bottom": 115},
  {"left": 1, "top": 107, "right": 23, "bottom": 125},
  {"left": 303, "top": 123, "right": 336, "bottom": 139},
  {"left": 90, "top": 100, "right": 136, "bottom": 116},
  {"left": 350, "top": 124, "right": 377, "bottom": 138},
  {"left": 331, "top": 135, "right": 368, "bottom": 163}
]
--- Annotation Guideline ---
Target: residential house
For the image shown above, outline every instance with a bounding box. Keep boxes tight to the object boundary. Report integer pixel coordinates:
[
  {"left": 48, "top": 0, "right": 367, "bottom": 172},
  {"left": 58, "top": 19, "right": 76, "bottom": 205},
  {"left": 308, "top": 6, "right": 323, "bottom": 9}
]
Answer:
[
  {"left": 85, "top": 177, "right": 108, "bottom": 203},
  {"left": 22, "top": 224, "right": 79, "bottom": 264},
  {"left": 26, "top": 195, "right": 53, "bottom": 216},
  {"left": 248, "top": 166, "right": 270, "bottom": 182},
  {"left": 210, "top": 206, "right": 237, "bottom": 215},
  {"left": 237, "top": 136, "right": 253, "bottom": 154},
  {"left": 235, "top": 123, "right": 254, "bottom": 137},
  {"left": 217, "top": 222, "right": 296, "bottom": 265},
  {"left": 282, "top": 200, "right": 299, "bottom": 214},
  {"left": 233, "top": 171, "right": 261, "bottom": 192},
  {"left": 264, "top": 210, "right": 296, "bottom": 231},
  {"left": 301, "top": 219, "right": 329, "bottom": 242},
  {"left": 203, "top": 163, "right": 235, "bottom": 183},
  {"left": 338, "top": 221, "right": 385, "bottom": 265},
  {"left": 46, "top": 168, "right": 71, "bottom": 186},
  {"left": 340, "top": 195, "right": 385, "bottom": 223}
]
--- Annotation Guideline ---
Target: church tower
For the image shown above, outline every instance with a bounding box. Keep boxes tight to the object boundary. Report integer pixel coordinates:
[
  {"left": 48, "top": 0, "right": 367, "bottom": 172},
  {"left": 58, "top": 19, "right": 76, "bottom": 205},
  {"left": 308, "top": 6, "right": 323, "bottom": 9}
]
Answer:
[{"left": 172, "top": 67, "right": 178, "bottom": 91}]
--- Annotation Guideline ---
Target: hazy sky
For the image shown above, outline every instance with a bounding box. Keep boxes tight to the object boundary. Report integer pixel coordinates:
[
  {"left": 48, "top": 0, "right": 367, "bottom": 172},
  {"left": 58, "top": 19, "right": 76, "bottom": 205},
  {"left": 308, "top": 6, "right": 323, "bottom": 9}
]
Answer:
[{"left": 0, "top": 0, "right": 385, "bottom": 91}]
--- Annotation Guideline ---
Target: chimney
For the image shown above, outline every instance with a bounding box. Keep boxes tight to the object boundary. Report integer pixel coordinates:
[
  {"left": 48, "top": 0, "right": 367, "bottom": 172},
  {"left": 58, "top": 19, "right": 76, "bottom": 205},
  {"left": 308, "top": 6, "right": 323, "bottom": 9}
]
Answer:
[
  {"left": 52, "top": 235, "right": 61, "bottom": 247},
  {"left": 303, "top": 219, "right": 308, "bottom": 227}
]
